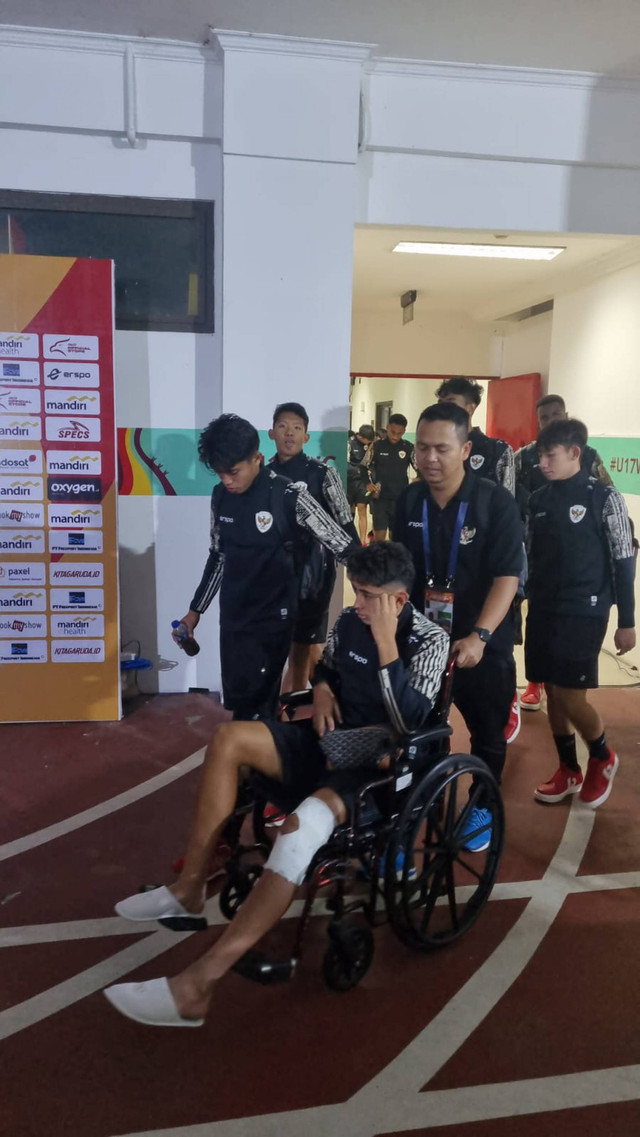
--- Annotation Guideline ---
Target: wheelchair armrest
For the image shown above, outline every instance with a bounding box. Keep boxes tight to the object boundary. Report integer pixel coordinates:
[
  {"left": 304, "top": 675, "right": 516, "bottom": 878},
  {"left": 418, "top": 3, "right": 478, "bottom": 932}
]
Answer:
[{"left": 403, "top": 724, "right": 453, "bottom": 749}]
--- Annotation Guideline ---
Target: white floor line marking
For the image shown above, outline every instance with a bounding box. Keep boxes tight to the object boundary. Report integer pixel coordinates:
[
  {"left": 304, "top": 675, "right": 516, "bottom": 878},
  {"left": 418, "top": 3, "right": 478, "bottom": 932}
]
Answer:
[
  {"left": 4, "top": 871, "right": 639, "bottom": 948},
  {"left": 113, "top": 1065, "right": 640, "bottom": 1137},
  {"left": 0, "top": 747, "right": 205, "bottom": 863},
  {"left": 107, "top": 802, "right": 603, "bottom": 1137}
]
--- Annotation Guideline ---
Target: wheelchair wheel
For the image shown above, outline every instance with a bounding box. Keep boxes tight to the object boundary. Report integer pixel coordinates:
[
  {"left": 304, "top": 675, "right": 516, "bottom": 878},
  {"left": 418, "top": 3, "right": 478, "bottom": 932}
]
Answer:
[
  {"left": 219, "top": 864, "right": 263, "bottom": 921},
  {"left": 385, "top": 754, "right": 504, "bottom": 951},
  {"left": 322, "top": 923, "right": 374, "bottom": 992}
]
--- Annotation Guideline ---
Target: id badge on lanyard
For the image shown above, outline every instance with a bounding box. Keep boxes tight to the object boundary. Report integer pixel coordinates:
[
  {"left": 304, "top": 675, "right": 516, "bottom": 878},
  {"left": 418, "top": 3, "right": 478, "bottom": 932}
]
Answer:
[{"left": 422, "top": 500, "right": 468, "bottom": 636}]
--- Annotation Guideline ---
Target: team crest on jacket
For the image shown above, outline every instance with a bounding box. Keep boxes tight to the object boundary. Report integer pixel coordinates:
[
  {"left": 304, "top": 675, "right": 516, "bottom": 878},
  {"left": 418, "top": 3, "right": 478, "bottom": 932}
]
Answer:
[
  {"left": 399, "top": 450, "right": 406, "bottom": 459},
  {"left": 570, "top": 505, "right": 586, "bottom": 523},
  {"left": 256, "top": 511, "right": 273, "bottom": 533},
  {"left": 459, "top": 526, "right": 476, "bottom": 545},
  {"left": 470, "top": 454, "right": 485, "bottom": 470}
]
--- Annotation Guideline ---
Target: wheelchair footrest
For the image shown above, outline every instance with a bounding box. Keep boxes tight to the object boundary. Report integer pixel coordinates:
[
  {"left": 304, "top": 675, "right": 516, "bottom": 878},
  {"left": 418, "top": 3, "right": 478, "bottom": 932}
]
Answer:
[{"left": 232, "top": 949, "right": 296, "bottom": 985}]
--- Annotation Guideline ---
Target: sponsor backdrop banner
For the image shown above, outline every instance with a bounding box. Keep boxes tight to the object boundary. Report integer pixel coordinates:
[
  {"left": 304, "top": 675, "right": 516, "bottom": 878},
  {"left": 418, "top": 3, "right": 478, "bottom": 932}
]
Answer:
[
  {"left": 117, "top": 428, "right": 348, "bottom": 496},
  {"left": 0, "top": 254, "right": 120, "bottom": 722}
]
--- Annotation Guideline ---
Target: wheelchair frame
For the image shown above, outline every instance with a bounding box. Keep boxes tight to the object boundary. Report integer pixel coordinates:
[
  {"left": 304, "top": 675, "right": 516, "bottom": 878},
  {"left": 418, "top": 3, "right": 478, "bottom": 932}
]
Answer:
[{"left": 222, "top": 658, "right": 505, "bottom": 992}]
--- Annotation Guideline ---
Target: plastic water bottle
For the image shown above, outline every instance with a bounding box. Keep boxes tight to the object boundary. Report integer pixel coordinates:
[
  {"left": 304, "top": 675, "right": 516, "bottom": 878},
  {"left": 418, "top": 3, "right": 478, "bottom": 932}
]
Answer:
[{"left": 171, "top": 619, "right": 200, "bottom": 657}]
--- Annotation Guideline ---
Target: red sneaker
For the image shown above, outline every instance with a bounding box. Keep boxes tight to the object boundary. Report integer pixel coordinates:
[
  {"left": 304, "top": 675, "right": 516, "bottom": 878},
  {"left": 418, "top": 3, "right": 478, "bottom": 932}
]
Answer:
[
  {"left": 504, "top": 694, "right": 521, "bottom": 744},
  {"left": 535, "top": 764, "right": 583, "bottom": 803},
  {"left": 520, "top": 682, "right": 543, "bottom": 711},
  {"left": 579, "top": 751, "right": 619, "bottom": 809}
]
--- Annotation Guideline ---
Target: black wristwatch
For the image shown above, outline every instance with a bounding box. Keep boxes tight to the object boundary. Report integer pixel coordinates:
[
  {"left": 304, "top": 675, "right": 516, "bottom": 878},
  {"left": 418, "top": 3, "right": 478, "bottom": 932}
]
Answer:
[{"left": 472, "top": 626, "right": 492, "bottom": 643}]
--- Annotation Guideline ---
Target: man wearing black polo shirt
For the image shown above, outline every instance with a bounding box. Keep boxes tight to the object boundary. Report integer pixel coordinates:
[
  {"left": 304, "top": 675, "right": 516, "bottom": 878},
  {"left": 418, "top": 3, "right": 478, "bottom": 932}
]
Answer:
[
  {"left": 526, "top": 418, "right": 635, "bottom": 809},
  {"left": 394, "top": 403, "right": 523, "bottom": 851},
  {"left": 365, "top": 413, "right": 415, "bottom": 540}
]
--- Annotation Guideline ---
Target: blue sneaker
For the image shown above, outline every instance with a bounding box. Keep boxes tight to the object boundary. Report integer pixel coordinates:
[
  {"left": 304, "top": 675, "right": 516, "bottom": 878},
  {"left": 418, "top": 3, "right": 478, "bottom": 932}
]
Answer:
[
  {"left": 461, "top": 807, "right": 492, "bottom": 853},
  {"left": 378, "top": 850, "right": 418, "bottom": 882}
]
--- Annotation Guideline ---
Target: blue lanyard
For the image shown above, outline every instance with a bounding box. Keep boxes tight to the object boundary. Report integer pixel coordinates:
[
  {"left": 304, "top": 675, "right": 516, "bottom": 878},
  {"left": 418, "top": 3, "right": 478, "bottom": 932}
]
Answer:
[{"left": 422, "top": 499, "right": 468, "bottom": 588}]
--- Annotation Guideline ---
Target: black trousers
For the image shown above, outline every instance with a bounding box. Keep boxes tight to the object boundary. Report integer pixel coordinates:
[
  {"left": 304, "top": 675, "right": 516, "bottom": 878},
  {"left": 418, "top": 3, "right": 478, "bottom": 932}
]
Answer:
[
  {"left": 220, "top": 623, "right": 292, "bottom": 721},
  {"left": 452, "top": 649, "right": 515, "bottom": 796}
]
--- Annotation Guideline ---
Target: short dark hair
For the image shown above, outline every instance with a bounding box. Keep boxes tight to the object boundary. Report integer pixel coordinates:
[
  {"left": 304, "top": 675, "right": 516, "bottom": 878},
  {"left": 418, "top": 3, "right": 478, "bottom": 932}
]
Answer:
[
  {"left": 388, "top": 413, "right": 408, "bottom": 428},
  {"left": 537, "top": 417, "right": 588, "bottom": 454},
  {"left": 347, "top": 540, "right": 415, "bottom": 593},
  {"left": 358, "top": 424, "right": 375, "bottom": 440},
  {"left": 417, "top": 402, "right": 470, "bottom": 442},
  {"left": 536, "top": 394, "right": 565, "bottom": 412},
  {"left": 436, "top": 376, "right": 483, "bottom": 407},
  {"left": 272, "top": 402, "right": 309, "bottom": 430},
  {"left": 198, "top": 414, "right": 260, "bottom": 472}
]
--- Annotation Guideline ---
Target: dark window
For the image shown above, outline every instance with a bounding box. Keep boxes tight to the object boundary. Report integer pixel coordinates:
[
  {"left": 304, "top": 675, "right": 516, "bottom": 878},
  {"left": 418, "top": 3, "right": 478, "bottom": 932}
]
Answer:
[{"left": 0, "top": 190, "right": 214, "bottom": 333}]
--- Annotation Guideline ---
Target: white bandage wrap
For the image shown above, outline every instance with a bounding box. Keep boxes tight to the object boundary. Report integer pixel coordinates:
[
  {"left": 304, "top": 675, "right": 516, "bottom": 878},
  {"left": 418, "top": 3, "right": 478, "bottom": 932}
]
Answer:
[{"left": 265, "top": 796, "right": 336, "bottom": 885}]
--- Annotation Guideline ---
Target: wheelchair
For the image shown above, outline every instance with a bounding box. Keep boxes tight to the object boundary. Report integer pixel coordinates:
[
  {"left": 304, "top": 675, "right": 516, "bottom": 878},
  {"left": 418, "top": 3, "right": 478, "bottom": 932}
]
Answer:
[{"left": 215, "top": 658, "right": 505, "bottom": 992}]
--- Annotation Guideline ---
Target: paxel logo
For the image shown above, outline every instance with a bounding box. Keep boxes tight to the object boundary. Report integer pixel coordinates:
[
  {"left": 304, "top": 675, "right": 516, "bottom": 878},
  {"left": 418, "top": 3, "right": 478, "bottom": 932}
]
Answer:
[{"left": 47, "top": 476, "right": 102, "bottom": 503}]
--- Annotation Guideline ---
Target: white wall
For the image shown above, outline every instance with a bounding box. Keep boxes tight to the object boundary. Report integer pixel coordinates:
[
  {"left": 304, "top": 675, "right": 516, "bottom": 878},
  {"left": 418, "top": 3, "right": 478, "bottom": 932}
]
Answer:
[
  {"left": 499, "top": 312, "right": 553, "bottom": 388},
  {"left": 550, "top": 266, "right": 640, "bottom": 668},
  {"left": 351, "top": 306, "right": 499, "bottom": 377}
]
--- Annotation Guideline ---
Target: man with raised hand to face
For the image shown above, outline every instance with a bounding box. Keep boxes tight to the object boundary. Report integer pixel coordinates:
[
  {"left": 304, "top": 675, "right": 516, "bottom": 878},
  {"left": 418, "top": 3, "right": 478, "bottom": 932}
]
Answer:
[
  {"left": 526, "top": 418, "right": 635, "bottom": 810},
  {"left": 394, "top": 403, "right": 524, "bottom": 853},
  {"left": 268, "top": 401, "right": 359, "bottom": 692}
]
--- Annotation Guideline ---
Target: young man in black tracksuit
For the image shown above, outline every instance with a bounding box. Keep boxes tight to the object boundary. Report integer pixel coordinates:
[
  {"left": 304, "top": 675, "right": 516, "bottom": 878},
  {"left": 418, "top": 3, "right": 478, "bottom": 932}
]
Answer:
[
  {"left": 394, "top": 402, "right": 523, "bottom": 852},
  {"left": 437, "top": 376, "right": 515, "bottom": 494},
  {"left": 347, "top": 423, "right": 375, "bottom": 542},
  {"left": 526, "top": 418, "right": 635, "bottom": 809},
  {"left": 268, "top": 401, "right": 359, "bottom": 691},
  {"left": 516, "top": 392, "right": 613, "bottom": 711},
  {"left": 107, "top": 542, "right": 449, "bottom": 1027},
  {"left": 364, "top": 413, "right": 415, "bottom": 539},
  {"left": 174, "top": 414, "right": 359, "bottom": 721}
]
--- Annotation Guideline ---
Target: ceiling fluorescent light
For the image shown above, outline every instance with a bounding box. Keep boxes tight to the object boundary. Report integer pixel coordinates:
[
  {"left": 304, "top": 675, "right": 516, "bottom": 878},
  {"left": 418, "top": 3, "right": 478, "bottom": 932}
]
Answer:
[{"left": 392, "top": 242, "right": 565, "bottom": 261}]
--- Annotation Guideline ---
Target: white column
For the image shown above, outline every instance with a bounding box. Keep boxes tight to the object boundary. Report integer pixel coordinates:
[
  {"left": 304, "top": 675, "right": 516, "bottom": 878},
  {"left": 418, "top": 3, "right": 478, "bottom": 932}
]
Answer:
[{"left": 214, "top": 30, "right": 372, "bottom": 433}]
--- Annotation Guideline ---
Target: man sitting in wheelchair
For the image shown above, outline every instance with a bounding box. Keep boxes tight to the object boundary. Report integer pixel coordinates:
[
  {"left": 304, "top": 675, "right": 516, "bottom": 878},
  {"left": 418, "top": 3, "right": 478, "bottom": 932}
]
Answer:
[{"left": 104, "top": 541, "right": 449, "bottom": 1027}]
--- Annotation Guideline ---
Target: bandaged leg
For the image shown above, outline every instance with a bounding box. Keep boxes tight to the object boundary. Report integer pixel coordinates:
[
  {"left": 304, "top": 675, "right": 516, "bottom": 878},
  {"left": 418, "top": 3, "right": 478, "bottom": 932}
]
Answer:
[{"left": 265, "top": 796, "right": 336, "bottom": 885}]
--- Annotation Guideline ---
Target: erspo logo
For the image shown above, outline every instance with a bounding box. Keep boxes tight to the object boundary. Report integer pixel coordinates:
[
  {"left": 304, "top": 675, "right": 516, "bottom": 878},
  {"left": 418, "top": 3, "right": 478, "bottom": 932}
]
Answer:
[{"left": 44, "top": 364, "right": 99, "bottom": 388}]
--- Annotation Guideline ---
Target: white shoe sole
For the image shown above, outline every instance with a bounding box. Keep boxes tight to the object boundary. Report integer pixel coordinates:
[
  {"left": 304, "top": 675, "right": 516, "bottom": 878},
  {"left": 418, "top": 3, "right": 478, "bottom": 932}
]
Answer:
[
  {"left": 104, "top": 978, "right": 205, "bottom": 1028},
  {"left": 534, "top": 782, "right": 582, "bottom": 803},
  {"left": 520, "top": 702, "right": 541, "bottom": 712},
  {"left": 579, "top": 754, "right": 619, "bottom": 809}
]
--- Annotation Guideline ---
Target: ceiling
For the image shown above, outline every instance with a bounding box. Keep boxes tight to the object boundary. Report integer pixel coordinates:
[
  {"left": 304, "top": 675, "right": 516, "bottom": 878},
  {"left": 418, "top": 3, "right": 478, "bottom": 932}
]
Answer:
[
  {"left": 352, "top": 226, "right": 640, "bottom": 321},
  {"left": 5, "top": 0, "right": 640, "bottom": 73}
]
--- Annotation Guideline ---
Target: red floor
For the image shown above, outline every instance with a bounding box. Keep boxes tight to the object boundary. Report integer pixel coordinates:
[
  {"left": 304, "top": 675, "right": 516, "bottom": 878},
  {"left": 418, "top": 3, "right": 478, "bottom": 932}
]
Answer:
[{"left": 1, "top": 688, "right": 639, "bottom": 1137}]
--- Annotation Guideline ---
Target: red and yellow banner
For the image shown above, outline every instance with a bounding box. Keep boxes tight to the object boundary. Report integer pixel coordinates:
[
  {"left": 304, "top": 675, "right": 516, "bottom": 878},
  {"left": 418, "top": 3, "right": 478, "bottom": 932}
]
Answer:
[{"left": 0, "top": 254, "right": 120, "bottom": 722}]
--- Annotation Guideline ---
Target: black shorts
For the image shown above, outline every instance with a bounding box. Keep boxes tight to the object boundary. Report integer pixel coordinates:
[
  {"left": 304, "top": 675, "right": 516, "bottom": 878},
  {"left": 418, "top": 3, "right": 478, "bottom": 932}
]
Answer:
[
  {"left": 293, "top": 600, "right": 330, "bottom": 645},
  {"left": 264, "top": 719, "right": 382, "bottom": 812},
  {"left": 347, "top": 468, "right": 368, "bottom": 507},
  {"left": 370, "top": 497, "right": 396, "bottom": 534},
  {"left": 220, "top": 624, "right": 292, "bottom": 720},
  {"left": 525, "top": 612, "right": 608, "bottom": 689}
]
